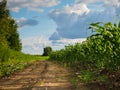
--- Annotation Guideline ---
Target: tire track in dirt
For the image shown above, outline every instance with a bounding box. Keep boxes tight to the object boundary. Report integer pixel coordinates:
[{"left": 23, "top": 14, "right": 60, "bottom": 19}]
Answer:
[
  {"left": 0, "top": 61, "right": 90, "bottom": 90},
  {"left": 0, "top": 61, "right": 47, "bottom": 90},
  {"left": 31, "top": 61, "right": 73, "bottom": 90}
]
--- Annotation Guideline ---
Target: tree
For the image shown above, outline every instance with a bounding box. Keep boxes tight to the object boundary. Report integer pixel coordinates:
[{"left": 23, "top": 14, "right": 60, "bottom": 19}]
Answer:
[
  {"left": 0, "top": 0, "right": 22, "bottom": 51},
  {"left": 0, "top": 0, "right": 9, "bottom": 19},
  {"left": 7, "top": 18, "right": 22, "bottom": 51},
  {"left": 43, "top": 46, "right": 52, "bottom": 56}
]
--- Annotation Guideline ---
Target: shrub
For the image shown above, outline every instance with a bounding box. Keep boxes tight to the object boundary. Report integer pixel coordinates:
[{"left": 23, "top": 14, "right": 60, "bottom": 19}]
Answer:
[
  {"left": 0, "top": 46, "right": 10, "bottom": 62},
  {"left": 43, "top": 46, "right": 52, "bottom": 56}
]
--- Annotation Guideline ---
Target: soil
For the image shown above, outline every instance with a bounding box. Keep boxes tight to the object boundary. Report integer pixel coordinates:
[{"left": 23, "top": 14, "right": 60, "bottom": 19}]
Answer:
[
  {"left": 0, "top": 61, "right": 89, "bottom": 90},
  {"left": 0, "top": 60, "right": 117, "bottom": 90}
]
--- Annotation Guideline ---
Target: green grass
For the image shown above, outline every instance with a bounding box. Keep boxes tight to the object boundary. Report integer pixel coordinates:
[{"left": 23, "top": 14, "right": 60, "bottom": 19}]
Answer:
[{"left": 0, "top": 49, "right": 49, "bottom": 78}]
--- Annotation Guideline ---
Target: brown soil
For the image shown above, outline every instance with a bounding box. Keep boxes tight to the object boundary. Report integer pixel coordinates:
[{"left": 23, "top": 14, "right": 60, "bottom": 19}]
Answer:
[
  {"left": 0, "top": 60, "right": 90, "bottom": 90},
  {"left": 0, "top": 60, "right": 116, "bottom": 90}
]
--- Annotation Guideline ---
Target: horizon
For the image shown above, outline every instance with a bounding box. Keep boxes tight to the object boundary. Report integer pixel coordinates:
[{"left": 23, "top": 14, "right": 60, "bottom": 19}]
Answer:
[{"left": 3, "top": 0, "right": 120, "bottom": 54}]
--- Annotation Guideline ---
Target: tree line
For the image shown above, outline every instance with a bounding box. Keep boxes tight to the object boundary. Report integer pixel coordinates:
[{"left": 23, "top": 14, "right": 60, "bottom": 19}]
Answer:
[{"left": 0, "top": 0, "right": 21, "bottom": 51}]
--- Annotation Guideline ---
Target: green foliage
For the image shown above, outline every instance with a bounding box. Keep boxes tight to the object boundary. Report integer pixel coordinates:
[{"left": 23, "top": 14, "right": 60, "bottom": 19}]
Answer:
[
  {"left": 87, "top": 22, "right": 120, "bottom": 71},
  {"left": 0, "top": 46, "right": 10, "bottom": 62},
  {"left": 0, "top": 49, "right": 49, "bottom": 77},
  {"left": 78, "top": 70, "right": 95, "bottom": 83},
  {"left": 0, "top": 35, "right": 8, "bottom": 48},
  {"left": 0, "top": 0, "right": 9, "bottom": 19},
  {"left": 50, "top": 21, "right": 120, "bottom": 87},
  {"left": 0, "top": 0, "right": 23, "bottom": 77},
  {"left": 0, "top": 0, "right": 22, "bottom": 51},
  {"left": 43, "top": 46, "right": 52, "bottom": 56}
]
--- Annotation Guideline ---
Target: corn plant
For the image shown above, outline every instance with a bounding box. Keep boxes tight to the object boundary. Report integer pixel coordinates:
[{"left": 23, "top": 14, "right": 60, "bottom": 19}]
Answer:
[{"left": 50, "top": 21, "right": 120, "bottom": 87}]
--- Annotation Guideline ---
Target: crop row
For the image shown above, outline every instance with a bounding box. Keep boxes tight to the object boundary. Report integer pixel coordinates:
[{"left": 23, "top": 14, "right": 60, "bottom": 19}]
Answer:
[{"left": 50, "top": 22, "right": 120, "bottom": 88}]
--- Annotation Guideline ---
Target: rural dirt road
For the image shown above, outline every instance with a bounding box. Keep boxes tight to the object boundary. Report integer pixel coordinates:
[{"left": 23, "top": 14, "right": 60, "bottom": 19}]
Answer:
[{"left": 0, "top": 60, "right": 90, "bottom": 90}]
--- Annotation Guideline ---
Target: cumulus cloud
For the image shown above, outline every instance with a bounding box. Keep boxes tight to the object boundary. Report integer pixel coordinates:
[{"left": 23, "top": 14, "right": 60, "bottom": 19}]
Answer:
[
  {"left": 49, "top": 3, "right": 91, "bottom": 39},
  {"left": 49, "top": 32, "right": 61, "bottom": 40},
  {"left": 49, "top": 0, "right": 120, "bottom": 40},
  {"left": 75, "top": 0, "right": 98, "bottom": 4},
  {"left": 51, "top": 38, "right": 86, "bottom": 51},
  {"left": 51, "top": 3, "right": 90, "bottom": 15},
  {"left": 22, "top": 36, "right": 51, "bottom": 54},
  {"left": 7, "top": 0, "right": 60, "bottom": 12},
  {"left": 17, "top": 17, "right": 39, "bottom": 28},
  {"left": 52, "top": 38, "right": 86, "bottom": 46},
  {"left": 104, "top": 0, "right": 120, "bottom": 7},
  {"left": 21, "top": 36, "right": 86, "bottom": 54}
]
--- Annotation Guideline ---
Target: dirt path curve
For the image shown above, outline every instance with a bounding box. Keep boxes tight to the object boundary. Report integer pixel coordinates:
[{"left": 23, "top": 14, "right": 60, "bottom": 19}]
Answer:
[{"left": 0, "top": 61, "right": 90, "bottom": 90}]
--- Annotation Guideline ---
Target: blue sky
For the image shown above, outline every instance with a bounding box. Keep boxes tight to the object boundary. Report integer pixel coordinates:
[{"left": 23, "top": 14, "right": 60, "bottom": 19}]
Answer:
[{"left": 3, "top": 0, "right": 120, "bottom": 54}]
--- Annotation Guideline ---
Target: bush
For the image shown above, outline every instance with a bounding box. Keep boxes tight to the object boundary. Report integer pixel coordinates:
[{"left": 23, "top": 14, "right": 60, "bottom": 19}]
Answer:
[
  {"left": 43, "top": 46, "right": 52, "bottom": 56},
  {"left": 0, "top": 46, "right": 10, "bottom": 62}
]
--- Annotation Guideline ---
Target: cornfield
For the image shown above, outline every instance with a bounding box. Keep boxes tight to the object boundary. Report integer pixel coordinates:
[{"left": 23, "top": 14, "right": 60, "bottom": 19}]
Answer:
[{"left": 50, "top": 22, "right": 120, "bottom": 88}]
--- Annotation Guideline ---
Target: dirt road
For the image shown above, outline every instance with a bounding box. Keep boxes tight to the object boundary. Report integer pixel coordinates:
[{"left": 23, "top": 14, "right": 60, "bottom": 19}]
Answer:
[{"left": 0, "top": 60, "right": 90, "bottom": 90}]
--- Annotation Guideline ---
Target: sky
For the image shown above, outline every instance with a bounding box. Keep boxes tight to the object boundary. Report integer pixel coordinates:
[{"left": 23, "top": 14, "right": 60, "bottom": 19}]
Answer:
[{"left": 2, "top": 0, "right": 120, "bottom": 54}]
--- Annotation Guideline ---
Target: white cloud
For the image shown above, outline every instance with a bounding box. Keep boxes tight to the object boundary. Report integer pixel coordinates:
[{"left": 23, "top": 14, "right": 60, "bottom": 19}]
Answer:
[
  {"left": 104, "top": 0, "right": 120, "bottom": 7},
  {"left": 49, "top": 0, "right": 120, "bottom": 40},
  {"left": 28, "top": 8, "right": 44, "bottom": 12},
  {"left": 75, "top": 0, "right": 120, "bottom": 7},
  {"left": 75, "top": 0, "right": 98, "bottom": 4},
  {"left": 49, "top": 3, "right": 91, "bottom": 39},
  {"left": 51, "top": 3, "right": 89, "bottom": 15},
  {"left": 49, "top": 32, "right": 61, "bottom": 40},
  {"left": 7, "top": 0, "right": 60, "bottom": 12},
  {"left": 17, "top": 17, "right": 39, "bottom": 28},
  {"left": 21, "top": 36, "right": 86, "bottom": 54},
  {"left": 52, "top": 38, "right": 86, "bottom": 45},
  {"left": 21, "top": 36, "right": 51, "bottom": 54},
  {"left": 51, "top": 38, "right": 86, "bottom": 51}
]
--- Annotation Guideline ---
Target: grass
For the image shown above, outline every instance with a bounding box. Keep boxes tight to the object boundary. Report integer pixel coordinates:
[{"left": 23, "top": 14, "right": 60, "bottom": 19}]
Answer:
[{"left": 0, "top": 49, "right": 49, "bottom": 78}]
